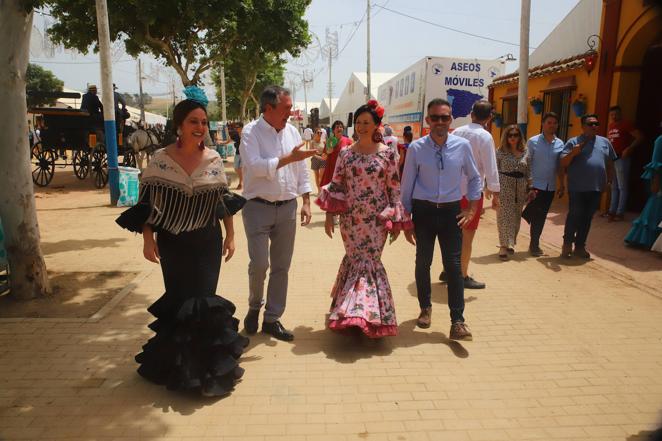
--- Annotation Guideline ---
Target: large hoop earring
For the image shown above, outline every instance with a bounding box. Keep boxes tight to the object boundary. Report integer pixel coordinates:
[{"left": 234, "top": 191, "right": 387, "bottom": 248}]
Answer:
[
  {"left": 198, "top": 140, "right": 205, "bottom": 150},
  {"left": 176, "top": 137, "right": 182, "bottom": 148},
  {"left": 372, "top": 129, "right": 383, "bottom": 144}
]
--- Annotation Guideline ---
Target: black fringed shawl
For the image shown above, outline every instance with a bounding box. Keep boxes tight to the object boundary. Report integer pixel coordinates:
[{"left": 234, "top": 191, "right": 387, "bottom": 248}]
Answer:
[{"left": 116, "top": 148, "right": 245, "bottom": 234}]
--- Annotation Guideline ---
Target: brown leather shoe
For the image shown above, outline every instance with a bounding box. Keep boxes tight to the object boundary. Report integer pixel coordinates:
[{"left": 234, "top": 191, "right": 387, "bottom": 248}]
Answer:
[
  {"left": 449, "top": 322, "right": 473, "bottom": 341},
  {"left": 573, "top": 246, "right": 591, "bottom": 259},
  {"left": 417, "top": 307, "right": 432, "bottom": 329},
  {"left": 561, "top": 243, "right": 573, "bottom": 258}
]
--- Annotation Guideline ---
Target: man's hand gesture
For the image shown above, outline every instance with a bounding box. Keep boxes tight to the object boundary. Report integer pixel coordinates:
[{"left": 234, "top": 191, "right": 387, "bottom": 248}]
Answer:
[{"left": 290, "top": 142, "right": 319, "bottom": 162}]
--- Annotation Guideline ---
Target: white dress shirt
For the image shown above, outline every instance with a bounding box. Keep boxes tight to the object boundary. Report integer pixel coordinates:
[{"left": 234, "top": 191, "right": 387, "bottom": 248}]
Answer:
[
  {"left": 239, "top": 117, "right": 312, "bottom": 202},
  {"left": 453, "top": 123, "right": 501, "bottom": 195}
]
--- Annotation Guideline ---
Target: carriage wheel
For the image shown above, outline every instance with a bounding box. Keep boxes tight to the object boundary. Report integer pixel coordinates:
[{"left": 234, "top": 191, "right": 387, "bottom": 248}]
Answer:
[
  {"left": 91, "top": 148, "right": 108, "bottom": 188},
  {"left": 73, "top": 150, "right": 90, "bottom": 179},
  {"left": 31, "top": 148, "right": 55, "bottom": 187},
  {"left": 31, "top": 142, "right": 41, "bottom": 159},
  {"left": 122, "top": 150, "right": 137, "bottom": 168}
]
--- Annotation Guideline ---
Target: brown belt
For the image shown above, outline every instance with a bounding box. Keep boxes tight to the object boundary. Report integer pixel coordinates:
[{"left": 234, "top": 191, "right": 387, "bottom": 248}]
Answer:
[
  {"left": 251, "top": 197, "right": 295, "bottom": 207},
  {"left": 413, "top": 199, "right": 461, "bottom": 209}
]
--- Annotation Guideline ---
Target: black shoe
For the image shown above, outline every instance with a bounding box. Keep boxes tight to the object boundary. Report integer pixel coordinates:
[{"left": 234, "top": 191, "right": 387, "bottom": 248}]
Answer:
[
  {"left": 464, "top": 276, "right": 485, "bottom": 289},
  {"left": 438, "top": 271, "right": 448, "bottom": 282},
  {"left": 529, "top": 246, "right": 544, "bottom": 257},
  {"left": 261, "top": 320, "right": 294, "bottom": 342},
  {"left": 244, "top": 309, "right": 259, "bottom": 335}
]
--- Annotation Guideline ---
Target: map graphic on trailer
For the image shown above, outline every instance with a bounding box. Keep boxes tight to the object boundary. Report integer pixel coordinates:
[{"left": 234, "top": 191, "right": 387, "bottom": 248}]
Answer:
[{"left": 446, "top": 89, "right": 484, "bottom": 119}]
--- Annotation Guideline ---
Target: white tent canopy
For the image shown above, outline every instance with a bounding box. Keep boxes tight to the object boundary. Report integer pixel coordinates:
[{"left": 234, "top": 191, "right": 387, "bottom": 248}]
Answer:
[
  {"left": 333, "top": 72, "right": 396, "bottom": 126},
  {"left": 55, "top": 87, "right": 167, "bottom": 126}
]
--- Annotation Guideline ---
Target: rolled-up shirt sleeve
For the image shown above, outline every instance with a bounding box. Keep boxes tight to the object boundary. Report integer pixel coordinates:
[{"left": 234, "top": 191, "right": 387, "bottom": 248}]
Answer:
[
  {"left": 463, "top": 144, "right": 482, "bottom": 201},
  {"left": 481, "top": 134, "right": 501, "bottom": 193},
  {"left": 239, "top": 125, "right": 279, "bottom": 180},
  {"left": 400, "top": 145, "right": 417, "bottom": 213},
  {"left": 295, "top": 132, "right": 312, "bottom": 194}
]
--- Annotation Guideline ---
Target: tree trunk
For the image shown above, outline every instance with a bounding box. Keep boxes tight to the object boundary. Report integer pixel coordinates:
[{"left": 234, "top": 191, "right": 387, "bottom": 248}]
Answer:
[
  {"left": 239, "top": 71, "right": 258, "bottom": 123},
  {"left": 251, "top": 94, "right": 260, "bottom": 119},
  {"left": 0, "top": 1, "right": 51, "bottom": 300}
]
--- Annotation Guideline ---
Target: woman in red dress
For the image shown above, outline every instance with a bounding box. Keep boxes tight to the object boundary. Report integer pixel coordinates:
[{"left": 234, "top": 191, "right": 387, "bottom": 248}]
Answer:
[{"left": 320, "top": 120, "right": 352, "bottom": 187}]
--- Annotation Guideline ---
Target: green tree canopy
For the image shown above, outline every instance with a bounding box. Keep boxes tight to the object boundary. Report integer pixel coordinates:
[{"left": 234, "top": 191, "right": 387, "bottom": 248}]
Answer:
[
  {"left": 25, "top": 63, "right": 64, "bottom": 107},
  {"left": 214, "top": 50, "right": 286, "bottom": 121},
  {"left": 45, "top": 0, "right": 311, "bottom": 87}
]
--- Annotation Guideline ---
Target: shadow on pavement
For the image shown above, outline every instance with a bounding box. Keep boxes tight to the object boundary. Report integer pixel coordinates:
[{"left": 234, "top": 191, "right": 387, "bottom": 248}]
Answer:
[
  {"left": 627, "top": 426, "right": 662, "bottom": 441},
  {"left": 243, "top": 317, "right": 469, "bottom": 363},
  {"left": 40, "top": 238, "right": 128, "bottom": 256},
  {"left": 406, "top": 281, "right": 477, "bottom": 306},
  {"left": 536, "top": 256, "right": 592, "bottom": 272}
]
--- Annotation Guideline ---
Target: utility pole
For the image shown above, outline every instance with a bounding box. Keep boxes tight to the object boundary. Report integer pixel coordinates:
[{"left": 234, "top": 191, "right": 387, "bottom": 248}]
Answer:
[
  {"left": 137, "top": 58, "right": 145, "bottom": 123},
  {"left": 220, "top": 62, "right": 227, "bottom": 122},
  {"left": 324, "top": 28, "right": 338, "bottom": 125},
  {"left": 95, "top": 0, "right": 119, "bottom": 204},
  {"left": 302, "top": 70, "right": 312, "bottom": 126},
  {"left": 366, "top": 0, "right": 371, "bottom": 101},
  {"left": 517, "top": 0, "right": 531, "bottom": 138},
  {"left": 170, "top": 80, "right": 176, "bottom": 119}
]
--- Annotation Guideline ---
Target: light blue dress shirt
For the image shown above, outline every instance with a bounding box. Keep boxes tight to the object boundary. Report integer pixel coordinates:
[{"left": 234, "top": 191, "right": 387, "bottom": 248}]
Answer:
[
  {"left": 527, "top": 133, "right": 565, "bottom": 191},
  {"left": 400, "top": 134, "right": 482, "bottom": 213}
]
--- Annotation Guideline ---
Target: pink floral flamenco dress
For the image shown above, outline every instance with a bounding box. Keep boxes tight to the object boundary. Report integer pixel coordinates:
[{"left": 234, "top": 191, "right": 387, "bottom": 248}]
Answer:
[{"left": 316, "top": 146, "right": 413, "bottom": 338}]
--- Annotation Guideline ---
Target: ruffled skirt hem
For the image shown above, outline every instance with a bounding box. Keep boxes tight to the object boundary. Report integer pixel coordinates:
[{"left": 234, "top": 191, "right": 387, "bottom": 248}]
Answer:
[
  {"left": 328, "top": 317, "right": 397, "bottom": 338},
  {"left": 136, "top": 294, "right": 249, "bottom": 397}
]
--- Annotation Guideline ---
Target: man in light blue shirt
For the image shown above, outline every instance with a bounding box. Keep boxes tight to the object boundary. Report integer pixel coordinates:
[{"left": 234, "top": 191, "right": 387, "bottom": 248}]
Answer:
[
  {"left": 560, "top": 114, "right": 616, "bottom": 259},
  {"left": 401, "top": 98, "right": 481, "bottom": 341},
  {"left": 523, "top": 112, "right": 566, "bottom": 256}
]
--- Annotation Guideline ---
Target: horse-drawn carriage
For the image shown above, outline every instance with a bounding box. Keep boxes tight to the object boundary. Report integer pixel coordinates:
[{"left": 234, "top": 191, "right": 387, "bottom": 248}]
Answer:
[{"left": 29, "top": 92, "right": 139, "bottom": 188}]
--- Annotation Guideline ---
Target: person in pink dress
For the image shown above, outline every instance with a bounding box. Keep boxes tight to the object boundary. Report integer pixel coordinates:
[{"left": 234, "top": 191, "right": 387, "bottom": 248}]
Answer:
[
  {"left": 319, "top": 120, "right": 352, "bottom": 188},
  {"left": 316, "top": 100, "right": 413, "bottom": 338}
]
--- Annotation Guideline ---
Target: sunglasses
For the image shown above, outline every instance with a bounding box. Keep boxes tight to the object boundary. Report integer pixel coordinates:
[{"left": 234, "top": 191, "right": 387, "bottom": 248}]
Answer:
[
  {"left": 585, "top": 121, "right": 600, "bottom": 127},
  {"left": 428, "top": 114, "right": 451, "bottom": 122},
  {"left": 507, "top": 133, "right": 521, "bottom": 138}
]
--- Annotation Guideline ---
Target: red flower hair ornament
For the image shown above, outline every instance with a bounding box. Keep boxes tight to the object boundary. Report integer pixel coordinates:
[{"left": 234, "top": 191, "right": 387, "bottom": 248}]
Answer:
[{"left": 367, "top": 99, "right": 385, "bottom": 119}]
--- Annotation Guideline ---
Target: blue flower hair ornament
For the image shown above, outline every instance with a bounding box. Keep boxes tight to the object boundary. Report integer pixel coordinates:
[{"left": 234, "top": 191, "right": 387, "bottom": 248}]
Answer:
[{"left": 183, "top": 85, "right": 209, "bottom": 107}]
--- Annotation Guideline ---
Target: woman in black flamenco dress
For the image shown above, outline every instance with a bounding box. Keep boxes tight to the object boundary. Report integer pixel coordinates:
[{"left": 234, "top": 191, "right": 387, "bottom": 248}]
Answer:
[{"left": 116, "top": 97, "right": 248, "bottom": 397}]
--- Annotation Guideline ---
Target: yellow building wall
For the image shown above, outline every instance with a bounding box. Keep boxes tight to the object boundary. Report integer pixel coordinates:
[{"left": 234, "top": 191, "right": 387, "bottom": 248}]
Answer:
[
  {"left": 610, "top": 5, "right": 661, "bottom": 120},
  {"left": 489, "top": 65, "right": 599, "bottom": 145}
]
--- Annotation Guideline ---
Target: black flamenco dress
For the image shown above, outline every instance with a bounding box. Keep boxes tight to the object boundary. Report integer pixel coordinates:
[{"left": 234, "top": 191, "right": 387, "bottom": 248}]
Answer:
[{"left": 116, "top": 148, "right": 247, "bottom": 397}]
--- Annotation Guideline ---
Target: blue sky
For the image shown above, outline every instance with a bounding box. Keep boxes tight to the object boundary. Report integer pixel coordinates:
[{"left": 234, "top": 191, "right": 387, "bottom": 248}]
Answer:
[{"left": 29, "top": 0, "right": 581, "bottom": 103}]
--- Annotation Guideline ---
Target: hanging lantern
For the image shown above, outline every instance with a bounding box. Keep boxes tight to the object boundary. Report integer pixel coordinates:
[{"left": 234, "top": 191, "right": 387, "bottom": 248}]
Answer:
[{"left": 584, "top": 51, "right": 598, "bottom": 74}]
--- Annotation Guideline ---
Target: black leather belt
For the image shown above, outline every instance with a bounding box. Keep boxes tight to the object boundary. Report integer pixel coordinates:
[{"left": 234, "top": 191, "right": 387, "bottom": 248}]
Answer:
[
  {"left": 251, "top": 197, "right": 295, "bottom": 207},
  {"left": 413, "top": 199, "right": 460, "bottom": 209}
]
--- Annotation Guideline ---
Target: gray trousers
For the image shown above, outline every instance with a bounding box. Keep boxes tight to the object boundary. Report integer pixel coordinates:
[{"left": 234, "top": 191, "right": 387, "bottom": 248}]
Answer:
[{"left": 242, "top": 199, "right": 297, "bottom": 323}]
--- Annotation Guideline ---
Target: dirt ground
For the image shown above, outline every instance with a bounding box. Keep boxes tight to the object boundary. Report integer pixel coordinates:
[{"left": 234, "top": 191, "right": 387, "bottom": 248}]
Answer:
[
  {"left": 0, "top": 160, "right": 240, "bottom": 319},
  {"left": 0, "top": 169, "right": 147, "bottom": 318}
]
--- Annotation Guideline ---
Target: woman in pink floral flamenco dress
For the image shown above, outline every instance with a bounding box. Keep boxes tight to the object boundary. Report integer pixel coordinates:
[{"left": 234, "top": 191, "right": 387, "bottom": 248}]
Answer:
[{"left": 316, "top": 100, "right": 413, "bottom": 338}]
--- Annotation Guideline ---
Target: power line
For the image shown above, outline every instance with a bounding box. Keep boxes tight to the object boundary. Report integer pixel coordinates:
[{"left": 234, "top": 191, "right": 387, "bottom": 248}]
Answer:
[
  {"left": 374, "top": 4, "right": 537, "bottom": 49},
  {"left": 31, "top": 58, "right": 134, "bottom": 65}
]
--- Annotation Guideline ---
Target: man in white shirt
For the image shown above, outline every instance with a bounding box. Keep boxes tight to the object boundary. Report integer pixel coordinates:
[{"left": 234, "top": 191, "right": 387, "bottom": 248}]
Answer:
[
  {"left": 302, "top": 125, "right": 313, "bottom": 147},
  {"left": 240, "top": 85, "right": 317, "bottom": 341},
  {"left": 440, "top": 100, "right": 500, "bottom": 289}
]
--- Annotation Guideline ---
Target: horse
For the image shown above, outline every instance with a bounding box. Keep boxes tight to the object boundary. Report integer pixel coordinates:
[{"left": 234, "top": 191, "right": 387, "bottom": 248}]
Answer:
[{"left": 128, "top": 128, "right": 160, "bottom": 170}]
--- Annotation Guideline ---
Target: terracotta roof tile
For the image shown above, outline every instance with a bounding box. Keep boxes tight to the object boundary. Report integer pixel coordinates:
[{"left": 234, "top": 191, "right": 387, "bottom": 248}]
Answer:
[{"left": 489, "top": 51, "right": 594, "bottom": 88}]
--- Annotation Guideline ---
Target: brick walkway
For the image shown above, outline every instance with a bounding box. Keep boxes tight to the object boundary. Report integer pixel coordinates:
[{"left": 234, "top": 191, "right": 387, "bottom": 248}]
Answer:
[{"left": 1, "top": 173, "right": 661, "bottom": 440}]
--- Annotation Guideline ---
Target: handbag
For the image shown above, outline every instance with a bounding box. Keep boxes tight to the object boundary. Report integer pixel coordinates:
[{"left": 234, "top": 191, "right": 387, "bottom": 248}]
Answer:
[{"left": 216, "top": 190, "right": 247, "bottom": 219}]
